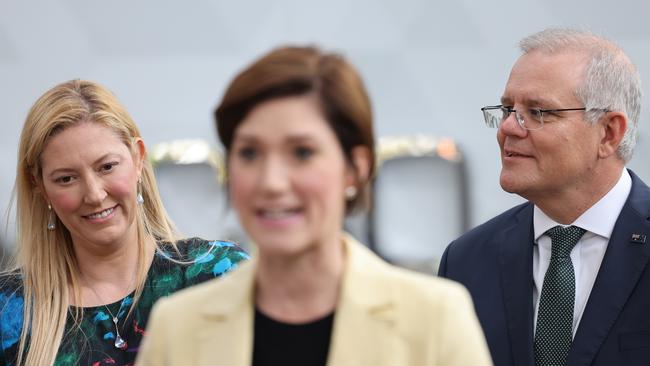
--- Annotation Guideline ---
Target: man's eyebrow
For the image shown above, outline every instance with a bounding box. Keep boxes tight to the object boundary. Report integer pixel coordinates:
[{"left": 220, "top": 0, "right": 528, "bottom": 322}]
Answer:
[{"left": 499, "top": 96, "right": 556, "bottom": 107}]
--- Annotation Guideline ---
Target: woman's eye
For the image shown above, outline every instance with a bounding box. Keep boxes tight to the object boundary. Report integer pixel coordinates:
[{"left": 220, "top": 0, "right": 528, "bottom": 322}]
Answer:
[
  {"left": 237, "top": 147, "right": 257, "bottom": 161},
  {"left": 55, "top": 176, "right": 73, "bottom": 184},
  {"left": 294, "top": 146, "right": 314, "bottom": 160},
  {"left": 101, "top": 162, "right": 118, "bottom": 172}
]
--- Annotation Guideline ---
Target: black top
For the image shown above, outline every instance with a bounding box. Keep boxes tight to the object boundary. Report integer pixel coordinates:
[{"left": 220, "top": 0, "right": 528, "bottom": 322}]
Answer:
[{"left": 252, "top": 308, "right": 334, "bottom": 366}]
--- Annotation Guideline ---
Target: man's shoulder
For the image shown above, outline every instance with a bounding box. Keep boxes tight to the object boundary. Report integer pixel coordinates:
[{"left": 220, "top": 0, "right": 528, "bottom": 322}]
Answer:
[
  {"left": 628, "top": 169, "right": 650, "bottom": 201},
  {"left": 452, "top": 201, "right": 532, "bottom": 249},
  {"left": 438, "top": 201, "right": 532, "bottom": 278}
]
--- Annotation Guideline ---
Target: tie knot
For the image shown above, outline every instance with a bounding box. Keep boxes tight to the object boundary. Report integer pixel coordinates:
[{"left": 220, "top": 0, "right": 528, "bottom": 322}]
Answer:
[{"left": 545, "top": 225, "right": 586, "bottom": 259}]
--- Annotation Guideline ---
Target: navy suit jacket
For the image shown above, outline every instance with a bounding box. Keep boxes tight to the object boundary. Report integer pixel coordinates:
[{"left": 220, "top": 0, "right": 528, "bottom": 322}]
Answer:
[{"left": 439, "top": 170, "right": 650, "bottom": 366}]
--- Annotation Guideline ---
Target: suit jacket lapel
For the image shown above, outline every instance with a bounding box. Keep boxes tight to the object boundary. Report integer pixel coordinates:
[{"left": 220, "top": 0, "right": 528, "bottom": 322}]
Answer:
[
  {"left": 568, "top": 172, "right": 650, "bottom": 366},
  {"left": 328, "top": 235, "right": 400, "bottom": 366},
  {"left": 499, "top": 203, "right": 535, "bottom": 366},
  {"left": 194, "top": 258, "right": 256, "bottom": 366}
]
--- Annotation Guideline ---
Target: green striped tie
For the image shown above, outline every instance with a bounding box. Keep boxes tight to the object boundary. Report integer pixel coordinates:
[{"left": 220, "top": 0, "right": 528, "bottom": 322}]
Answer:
[{"left": 534, "top": 225, "right": 586, "bottom": 366}]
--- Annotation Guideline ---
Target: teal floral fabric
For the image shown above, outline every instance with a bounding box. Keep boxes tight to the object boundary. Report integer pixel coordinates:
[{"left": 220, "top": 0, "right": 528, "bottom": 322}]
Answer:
[{"left": 0, "top": 237, "right": 249, "bottom": 366}]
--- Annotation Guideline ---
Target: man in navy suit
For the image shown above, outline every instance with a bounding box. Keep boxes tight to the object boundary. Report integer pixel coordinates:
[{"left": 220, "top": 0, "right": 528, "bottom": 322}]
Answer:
[{"left": 439, "top": 28, "right": 648, "bottom": 366}]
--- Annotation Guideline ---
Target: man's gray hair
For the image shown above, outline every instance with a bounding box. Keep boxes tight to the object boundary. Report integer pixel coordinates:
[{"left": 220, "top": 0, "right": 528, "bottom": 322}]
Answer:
[{"left": 519, "top": 28, "right": 642, "bottom": 162}]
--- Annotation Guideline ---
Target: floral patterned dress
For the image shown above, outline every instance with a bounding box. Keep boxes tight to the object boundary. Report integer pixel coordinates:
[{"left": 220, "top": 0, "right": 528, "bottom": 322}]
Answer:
[{"left": 0, "top": 237, "right": 249, "bottom": 366}]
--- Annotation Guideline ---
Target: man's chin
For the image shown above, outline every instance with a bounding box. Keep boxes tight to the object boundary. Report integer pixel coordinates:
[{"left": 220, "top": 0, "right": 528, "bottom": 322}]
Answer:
[{"left": 499, "top": 173, "right": 525, "bottom": 195}]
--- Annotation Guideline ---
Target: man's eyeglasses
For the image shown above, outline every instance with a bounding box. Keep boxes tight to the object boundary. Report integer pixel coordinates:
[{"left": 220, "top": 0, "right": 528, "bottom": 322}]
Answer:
[{"left": 481, "top": 105, "right": 610, "bottom": 131}]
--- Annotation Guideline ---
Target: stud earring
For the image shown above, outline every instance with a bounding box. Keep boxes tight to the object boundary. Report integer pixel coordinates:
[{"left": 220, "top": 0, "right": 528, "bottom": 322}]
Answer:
[
  {"left": 47, "top": 204, "right": 56, "bottom": 231},
  {"left": 344, "top": 186, "right": 358, "bottom": 200},
  {"left": 136, "top": 178, "right": 144, "bottom": 205}
]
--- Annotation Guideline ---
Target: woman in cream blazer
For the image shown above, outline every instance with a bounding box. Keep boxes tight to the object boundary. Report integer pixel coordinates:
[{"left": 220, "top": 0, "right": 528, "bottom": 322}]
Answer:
[
  {"left": 137, "top": 45, "right": 491, "bottom": 366},
  {"left": 139, "top": 234, "right": 491, "bottom": 365}
]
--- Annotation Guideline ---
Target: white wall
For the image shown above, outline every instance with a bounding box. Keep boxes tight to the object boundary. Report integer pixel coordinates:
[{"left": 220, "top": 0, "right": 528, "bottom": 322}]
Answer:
[{"left": 1, "top": 0, "right": 649, "bottom": 244}]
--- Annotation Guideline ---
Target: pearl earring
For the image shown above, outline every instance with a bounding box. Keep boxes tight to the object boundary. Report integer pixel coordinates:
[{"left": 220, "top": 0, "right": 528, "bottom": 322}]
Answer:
[{"left": 345, "top": 186, "right": 357, "bottom": 200}]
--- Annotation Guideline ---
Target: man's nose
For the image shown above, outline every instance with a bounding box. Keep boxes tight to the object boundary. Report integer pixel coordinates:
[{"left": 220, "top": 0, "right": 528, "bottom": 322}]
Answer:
[{"left": 499, "top": 111, "right": 528, "bottom": 137}]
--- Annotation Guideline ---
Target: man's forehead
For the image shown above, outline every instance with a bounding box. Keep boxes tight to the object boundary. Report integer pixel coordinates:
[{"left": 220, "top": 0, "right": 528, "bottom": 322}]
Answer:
[
  {"left": 513, "top": 49, "right": 589, "bottom": 77},
  {"left": 501, "top": 51, "right": 586, "bottom": 106}
]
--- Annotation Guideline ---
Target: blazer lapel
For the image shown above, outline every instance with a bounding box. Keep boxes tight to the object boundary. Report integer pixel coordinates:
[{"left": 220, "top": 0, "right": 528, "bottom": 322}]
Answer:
[
  {"left": 328, "top": 235, "right": 401, "bottom": 366},
  {"left": 499, "top": 203, "right": 535, "bottom": 366},
  {"left": 194, "top": 258, "right": 256, "bottom": 366},
  {"left": 568, "top": 172, "right": 650, "bottom": 366}
]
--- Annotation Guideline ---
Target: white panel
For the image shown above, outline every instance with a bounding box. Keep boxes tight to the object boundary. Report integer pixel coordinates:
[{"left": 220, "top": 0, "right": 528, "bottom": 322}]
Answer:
[
  {"left": 372, "top": 156, "right": 466, "bottom": 273},
  {"left": 154, "top": 163, "right": 249, "bottom": 248}
]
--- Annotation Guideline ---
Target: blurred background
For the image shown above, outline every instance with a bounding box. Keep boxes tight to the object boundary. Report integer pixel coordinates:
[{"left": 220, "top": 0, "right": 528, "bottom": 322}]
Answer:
[{"left": 2, "top": 0, "right": 649, "bottom": 272}]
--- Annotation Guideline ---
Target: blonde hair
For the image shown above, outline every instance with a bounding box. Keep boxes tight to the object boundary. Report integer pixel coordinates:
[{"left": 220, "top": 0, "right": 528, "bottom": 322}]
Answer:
[{"left": 9, "top": 79, "right": 177, "bottom": 365}]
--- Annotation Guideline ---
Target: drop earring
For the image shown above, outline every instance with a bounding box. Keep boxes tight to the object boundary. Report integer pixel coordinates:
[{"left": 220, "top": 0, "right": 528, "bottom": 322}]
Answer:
[
  {"left": 136, "top": 178, "right": 144, "bottom": 205},
  {"left": 345, "top": 186, "right": 358, "bottom": 200},
  {"left": 47, "top": 204, "right": 56, "bottom": 231}
]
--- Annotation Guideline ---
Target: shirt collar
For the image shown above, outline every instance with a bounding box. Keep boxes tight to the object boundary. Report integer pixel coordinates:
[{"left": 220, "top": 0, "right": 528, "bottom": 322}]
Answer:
[{"left": 533, "top": 168, "right": 631, "bottom": 242}]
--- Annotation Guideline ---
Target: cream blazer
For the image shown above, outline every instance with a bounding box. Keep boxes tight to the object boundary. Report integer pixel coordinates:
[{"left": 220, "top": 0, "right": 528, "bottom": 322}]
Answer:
[{"left": 137, "top": 234, "right": 492, "bottom": 366}]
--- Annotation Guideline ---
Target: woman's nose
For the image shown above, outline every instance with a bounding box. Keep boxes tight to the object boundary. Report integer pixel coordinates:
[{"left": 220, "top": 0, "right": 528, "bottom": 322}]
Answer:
[{"left": 83, "top": 176, "right": 107, "bottom": 205}]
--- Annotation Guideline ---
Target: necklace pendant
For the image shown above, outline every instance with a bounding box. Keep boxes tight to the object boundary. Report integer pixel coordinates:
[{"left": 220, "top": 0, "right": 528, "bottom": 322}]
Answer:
[
  {"left": 112, "top": 316, "right": 127, "bottom": 349},
  {"left": 114, "top": 334, "right": 127, "bottom": 349}
]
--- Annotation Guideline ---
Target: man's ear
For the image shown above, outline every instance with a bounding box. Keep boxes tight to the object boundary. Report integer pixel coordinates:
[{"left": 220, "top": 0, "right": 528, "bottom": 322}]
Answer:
[
  {"left": 346, "top": 146, "right": 372, "bottom": 187},
  {"left": 598, "top": 111, "right": 627, "bottom": 159}
]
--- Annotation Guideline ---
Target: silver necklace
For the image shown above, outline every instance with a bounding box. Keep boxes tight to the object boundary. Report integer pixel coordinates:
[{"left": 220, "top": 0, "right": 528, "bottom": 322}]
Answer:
[{"left": 86, "top": 284, "right": 129, "bottom": 350}]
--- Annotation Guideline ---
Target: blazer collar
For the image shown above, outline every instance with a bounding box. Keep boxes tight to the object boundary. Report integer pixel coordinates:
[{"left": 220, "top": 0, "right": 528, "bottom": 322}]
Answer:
[
  {"left": 197, "top": 235, "right": 393, "bottom": 317},
  {"left": 200, "top": 256, "right": 257, "bottom": 317},
  {"left": 499, "top": 202, "right": 536, "bottom": 366},
  {"left": 567, "top": 169, "right": 650, "bottom": 366},
  {"left": 328, "top": 234, "right": 401, "bottom": 365},
  {"left": 194, "top": 257, "right": 257, "bottom": 366},
  {"left": 337, "top": 234, "right": 394, "bottom": 308}
]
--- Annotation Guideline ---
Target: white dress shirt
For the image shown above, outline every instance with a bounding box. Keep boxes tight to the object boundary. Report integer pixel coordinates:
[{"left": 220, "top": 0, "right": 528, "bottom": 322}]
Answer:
[{"left": 532, "top": 168, "right": 631, "bottom": 337}]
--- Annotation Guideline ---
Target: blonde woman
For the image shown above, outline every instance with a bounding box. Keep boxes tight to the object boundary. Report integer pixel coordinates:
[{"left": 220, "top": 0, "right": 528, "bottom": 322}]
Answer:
[
  {"left": 138, "top": 46, "right": 492, "bottom": 366},
  {"left": 0, "top": 80, "right": 248, "bottom": 365}
]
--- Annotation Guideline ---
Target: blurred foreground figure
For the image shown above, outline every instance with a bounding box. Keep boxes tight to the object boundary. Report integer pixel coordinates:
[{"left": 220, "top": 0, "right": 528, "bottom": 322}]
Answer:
[{"left": 138, "top": 46, "right": 492, "bottom": 366}]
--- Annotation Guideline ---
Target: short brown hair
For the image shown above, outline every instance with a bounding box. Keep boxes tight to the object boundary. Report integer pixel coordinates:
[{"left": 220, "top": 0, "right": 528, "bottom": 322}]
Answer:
[{"left": 215, "top": 46, "right": 375, "bottom": 212}]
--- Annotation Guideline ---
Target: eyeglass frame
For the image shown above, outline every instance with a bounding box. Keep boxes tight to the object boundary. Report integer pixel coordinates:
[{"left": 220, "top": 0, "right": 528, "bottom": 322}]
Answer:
[{"left": 481, "top": 105, "right": 611, "bottom": 131}]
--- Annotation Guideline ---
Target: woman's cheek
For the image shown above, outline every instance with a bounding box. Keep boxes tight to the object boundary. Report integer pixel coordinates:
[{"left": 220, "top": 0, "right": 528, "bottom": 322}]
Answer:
[
  {"left": 229, "top": 173, "right": 253, "bottom": 209},
  {"left": 48, "top": 189, "right": 82, "bottom": 213}
]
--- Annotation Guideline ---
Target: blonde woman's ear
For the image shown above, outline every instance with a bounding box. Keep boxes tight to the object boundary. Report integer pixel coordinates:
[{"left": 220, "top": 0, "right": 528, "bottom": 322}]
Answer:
[
  {"left": 32, "top": 175, "right": 49, "bottom": 201},
  {"left": 134, "top": 138, "right": 147, "bottom": 173}
]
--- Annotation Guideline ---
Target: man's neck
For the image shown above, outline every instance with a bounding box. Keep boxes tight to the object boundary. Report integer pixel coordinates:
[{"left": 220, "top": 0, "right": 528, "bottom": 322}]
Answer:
[{"left": 532, "top": 165, "right": 625, "bottom": 225}]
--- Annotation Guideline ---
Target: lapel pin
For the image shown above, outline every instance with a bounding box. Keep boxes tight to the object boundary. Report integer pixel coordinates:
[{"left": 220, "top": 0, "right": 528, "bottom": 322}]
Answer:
[{"left": 630, "top": 233, "right": 647, "bottom": 244}]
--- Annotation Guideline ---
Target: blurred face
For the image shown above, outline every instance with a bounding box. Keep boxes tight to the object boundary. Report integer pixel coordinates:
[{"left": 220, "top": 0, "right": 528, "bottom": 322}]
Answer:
[
  {"left": 40, "top": 122, "right": 144, "bottom": 251},
  {"left": 497, "top": 50, "right": 603, "bottom": 202},
  {"left": 229, "top": 95, "right": 354, "bottom": 257}
]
